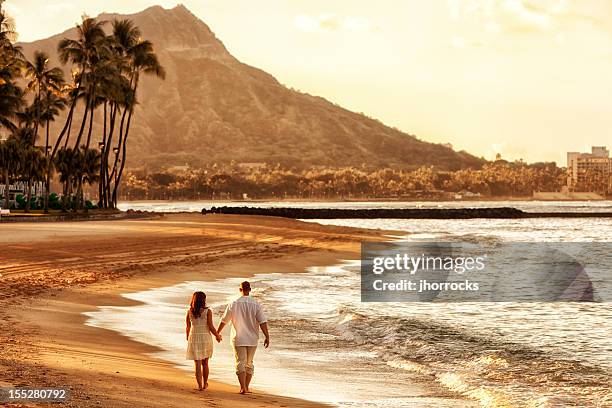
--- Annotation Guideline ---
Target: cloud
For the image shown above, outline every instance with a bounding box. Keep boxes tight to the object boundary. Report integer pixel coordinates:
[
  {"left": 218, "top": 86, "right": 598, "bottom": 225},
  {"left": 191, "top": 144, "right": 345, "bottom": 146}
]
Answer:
[
  {"left": 451, "top": 35, "right": 467, "bottom": 48},
  {"left": 450, "top": 0, "right": 612, "bottom": 35},
  {"left": 445, "top": 0, "right": 612, "bottom": 52},
  {"left": 3, "top": 3, "right": 22, "bottom": 16},
  {"left": 294, "top": 14, "right": 376, "bottom": 33},
  {"left": 449, "top": 0, "right": 555, "bottom": 33},
  {"left": 43, "top": 2, "right": 75, "bottom": 16},
  {"left": 502, "top": 0, "right": 553, "bottom": 32},
  {"left": 451, "top": 35, "right": 484, "bottom": 48}
]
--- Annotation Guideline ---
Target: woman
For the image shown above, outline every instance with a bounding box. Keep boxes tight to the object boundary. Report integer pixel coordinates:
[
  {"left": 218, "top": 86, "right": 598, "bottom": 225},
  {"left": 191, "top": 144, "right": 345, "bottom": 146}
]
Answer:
[{"left": 186, "top": 291, "right": 222, "bottom": 390}]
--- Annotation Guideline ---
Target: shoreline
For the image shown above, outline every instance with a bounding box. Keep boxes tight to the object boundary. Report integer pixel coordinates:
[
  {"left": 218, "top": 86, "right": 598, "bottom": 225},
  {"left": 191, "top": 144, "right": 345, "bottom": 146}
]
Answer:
[
  {"left": 0, "top": 214, "right": 394, "bottom": 407},
  {"left": 0, "top": 210, "right": 160, "bottom": 223},
  {"left": 4, "top": 207, "right": 612, "bottom": 226}
]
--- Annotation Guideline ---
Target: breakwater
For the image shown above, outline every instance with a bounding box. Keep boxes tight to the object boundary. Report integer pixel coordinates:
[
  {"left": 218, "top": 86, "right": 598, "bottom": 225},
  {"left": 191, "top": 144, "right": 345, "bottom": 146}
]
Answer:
[
  {"left": 203, "top": 206, "right": 612, "bottom": 219},
  {"left": 201, "top": 206, "right": 612, "bottom": 219}
]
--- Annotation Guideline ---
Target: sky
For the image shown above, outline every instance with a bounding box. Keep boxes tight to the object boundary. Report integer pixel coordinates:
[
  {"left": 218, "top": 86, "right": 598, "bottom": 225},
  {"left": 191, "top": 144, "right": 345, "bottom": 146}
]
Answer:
[{"left": 4, "top": 0, "right": 612, "bottom": 164}]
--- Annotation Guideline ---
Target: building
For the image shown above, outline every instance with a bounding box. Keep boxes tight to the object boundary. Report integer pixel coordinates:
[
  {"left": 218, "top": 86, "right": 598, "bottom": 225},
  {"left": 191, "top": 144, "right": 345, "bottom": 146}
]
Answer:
[
  {"left": 567, "top": 146, "right": 612, "bottom": 194},
  {"left": 0, "top": 182, "right": 46, "bottom": 208},
  {"left": 238, "top": 162, "right": 267, "bottom": 170}
]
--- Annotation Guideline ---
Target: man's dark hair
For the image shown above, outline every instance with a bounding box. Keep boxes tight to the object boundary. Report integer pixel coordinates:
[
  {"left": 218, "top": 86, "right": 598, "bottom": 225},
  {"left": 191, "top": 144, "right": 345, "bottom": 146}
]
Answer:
[{"left": 240, "top": 281, "right": 251, "bottom": 291}]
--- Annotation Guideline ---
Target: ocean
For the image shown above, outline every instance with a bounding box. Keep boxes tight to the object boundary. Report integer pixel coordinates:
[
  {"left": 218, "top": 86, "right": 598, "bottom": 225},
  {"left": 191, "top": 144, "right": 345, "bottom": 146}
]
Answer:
[
  {"left": 88, "top": 201, "right": 612, "bottom": 407},
  {"left": 118, "top": 199, "right": 612, "bottom": 214}
]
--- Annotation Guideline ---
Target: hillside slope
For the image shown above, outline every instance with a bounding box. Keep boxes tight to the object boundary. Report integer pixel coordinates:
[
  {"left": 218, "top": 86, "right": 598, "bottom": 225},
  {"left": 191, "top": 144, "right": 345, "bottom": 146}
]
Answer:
[{"left": 19, "top": 4, "right": 484, "bottom": 170}]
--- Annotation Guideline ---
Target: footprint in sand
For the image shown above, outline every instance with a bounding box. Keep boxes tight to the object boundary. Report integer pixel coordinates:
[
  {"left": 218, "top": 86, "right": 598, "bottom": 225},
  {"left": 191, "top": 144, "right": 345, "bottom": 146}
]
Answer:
[{"left": 200, "top": 396, "right": 218, "bottom": 407}]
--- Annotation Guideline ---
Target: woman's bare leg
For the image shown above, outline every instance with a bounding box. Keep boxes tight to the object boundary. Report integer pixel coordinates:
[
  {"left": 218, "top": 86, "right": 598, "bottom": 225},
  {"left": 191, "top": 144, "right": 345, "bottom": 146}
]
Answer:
[
  {"left": 203, "top": 358, "right": 209, "bottom": 389},
  {"left": 194, "top": 360, "right": 203, "bottom": 390}
]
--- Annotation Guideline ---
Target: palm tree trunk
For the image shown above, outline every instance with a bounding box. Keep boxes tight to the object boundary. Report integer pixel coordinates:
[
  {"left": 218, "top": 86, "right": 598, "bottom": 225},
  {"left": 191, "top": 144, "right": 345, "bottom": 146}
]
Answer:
[
  {"left": 63, "top": 112, "right": 73, "bottom": 148},
  {"left": 77, "top": 176, "right": 83, "bottom": 211},
  {"left": 45, "top": 118, "right": 50, "bottom": 155},
  {"left": 108, "top": 106, "right": 127, "bottom": 207},
  {"left": 33, "top": 87, "right": 41, "bottom": 145},
  {"left": 113, "top": 71, "right": 140, "bottom": 207},
  {"left": 84, "top": 100, "right": 95, "bottom": 149},
  {"left": 61, "top": 178, "right": 69, "bottom": 212},
  {"left": 25, "top": 179, "right": 32, "bottom": 213},
  {"left": 44, "top": 89, "right": 51, "bottom": 155},
  {"left": 44, "top": 89, "right": 80, "bottom": 213},
  {"left": 102, "top": 104, "right": 118, "bottom": 209},
  {"left": 108, "top": 72, "right": 137, "bottom": 208},
  {"left": 112, "top": 105, "right": 134, "bottom": 207},
  {"left": 44, "top": 177, "right": 51, "bottom": 213},
  {"left": 99, "top": 102, "right": 107, "bottom": 208},
  {"left": 69, "top": 177, "right": 75, "bottom": 212},
  {"left": 3, "top": 169, "right": 9, "bottom": 209},
  {"left": 73, "top": 96, "right": 90, "bottom": 149}
]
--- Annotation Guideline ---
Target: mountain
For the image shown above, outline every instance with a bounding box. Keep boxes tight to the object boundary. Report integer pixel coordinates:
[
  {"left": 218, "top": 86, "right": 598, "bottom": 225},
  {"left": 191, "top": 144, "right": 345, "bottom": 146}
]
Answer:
[{"left": 19, "top": 4, "right": 484, "bottom": 171}]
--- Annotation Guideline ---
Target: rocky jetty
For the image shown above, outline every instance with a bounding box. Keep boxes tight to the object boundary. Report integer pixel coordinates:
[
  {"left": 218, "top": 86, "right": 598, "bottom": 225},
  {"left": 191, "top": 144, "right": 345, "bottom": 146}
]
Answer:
[
  {"left": 203, "top": 206, "right": 612, "bottom": 219},
  {"left": 203, "top": 206, "right": 527, "bottom": 219}
]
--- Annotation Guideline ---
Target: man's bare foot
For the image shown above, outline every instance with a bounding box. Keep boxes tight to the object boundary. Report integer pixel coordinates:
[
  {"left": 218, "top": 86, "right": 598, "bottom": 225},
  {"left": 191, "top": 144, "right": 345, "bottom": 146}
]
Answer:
[
  {"left": 245, "top": 388, "right": 252, "bottom": 394},
  {"left": 203, "top": 382, "right": 209, "bottom": 390},
  {"left": 239, "top": 388, "right": 246, "bottom": 394}
]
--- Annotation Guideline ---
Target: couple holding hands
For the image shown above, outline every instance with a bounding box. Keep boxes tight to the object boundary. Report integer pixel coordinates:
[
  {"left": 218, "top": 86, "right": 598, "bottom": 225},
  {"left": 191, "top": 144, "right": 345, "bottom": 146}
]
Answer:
[{"left": 185, "top": 281, "right": 270, "bottom": 394}]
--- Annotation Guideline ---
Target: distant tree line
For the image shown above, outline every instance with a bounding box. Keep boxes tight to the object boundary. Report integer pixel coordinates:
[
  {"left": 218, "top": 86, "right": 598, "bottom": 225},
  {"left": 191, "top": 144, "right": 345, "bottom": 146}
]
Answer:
[
  {"left": 0, "top": 2, "right": 164, "bottom": 211},
  {"left": 120, "top": 161, "right": 566, "bottom": 200}
]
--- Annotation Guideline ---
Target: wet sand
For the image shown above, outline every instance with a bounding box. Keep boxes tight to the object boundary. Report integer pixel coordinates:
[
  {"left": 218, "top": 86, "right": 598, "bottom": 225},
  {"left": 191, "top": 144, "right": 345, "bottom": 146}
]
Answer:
[{"left": 0, "top": 213, "right": 392, "bottom": 407}]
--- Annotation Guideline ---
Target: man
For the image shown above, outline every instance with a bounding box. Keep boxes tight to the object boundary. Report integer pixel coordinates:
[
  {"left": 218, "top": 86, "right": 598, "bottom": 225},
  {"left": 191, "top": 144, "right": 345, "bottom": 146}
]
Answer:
[{"left": 217, "top": 281, "right": 270, "bottom": 394}]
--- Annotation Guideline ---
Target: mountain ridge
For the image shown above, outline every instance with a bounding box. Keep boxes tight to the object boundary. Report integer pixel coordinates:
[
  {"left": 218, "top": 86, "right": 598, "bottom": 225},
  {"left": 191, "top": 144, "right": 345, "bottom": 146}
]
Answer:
[{"left": 18, "top": 4, "right": 484, "bottom": 171}]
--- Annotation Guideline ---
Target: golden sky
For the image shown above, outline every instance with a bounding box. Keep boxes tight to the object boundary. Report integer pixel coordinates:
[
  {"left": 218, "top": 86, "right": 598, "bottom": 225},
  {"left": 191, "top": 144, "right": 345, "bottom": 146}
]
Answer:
[{"left": 5, "top": 0, "right": 612, "bottom": 164}]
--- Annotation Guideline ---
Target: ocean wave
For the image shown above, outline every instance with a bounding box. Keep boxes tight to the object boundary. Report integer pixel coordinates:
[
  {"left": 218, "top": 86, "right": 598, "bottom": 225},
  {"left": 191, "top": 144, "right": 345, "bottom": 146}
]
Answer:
[{"left": 311, "top": 305, "right": 612, "bottom": 407}]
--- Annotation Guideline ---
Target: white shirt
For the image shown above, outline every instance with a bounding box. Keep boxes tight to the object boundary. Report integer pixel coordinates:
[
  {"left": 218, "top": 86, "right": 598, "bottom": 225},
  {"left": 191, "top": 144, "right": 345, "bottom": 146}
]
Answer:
[{"left": 221, "top": 296, "right": 267, "bottom": 346}]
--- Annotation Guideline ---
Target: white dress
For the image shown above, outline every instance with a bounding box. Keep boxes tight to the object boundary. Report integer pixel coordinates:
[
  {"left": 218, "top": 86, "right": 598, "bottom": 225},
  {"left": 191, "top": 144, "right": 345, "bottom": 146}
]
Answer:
[{"left": 186, "top": 308, "right": 214, "bottom": 360}]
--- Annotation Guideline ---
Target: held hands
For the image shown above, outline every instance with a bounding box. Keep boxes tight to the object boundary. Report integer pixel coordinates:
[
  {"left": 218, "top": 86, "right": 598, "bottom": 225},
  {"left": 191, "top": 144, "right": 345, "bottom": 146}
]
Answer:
[{"left": 215, "top": 333, "right": 222, "bottom": 343}]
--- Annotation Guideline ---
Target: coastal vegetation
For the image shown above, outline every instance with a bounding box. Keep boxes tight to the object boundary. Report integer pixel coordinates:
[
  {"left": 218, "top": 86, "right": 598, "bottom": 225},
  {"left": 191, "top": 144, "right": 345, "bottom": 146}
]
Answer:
[
  {"left": 120, "top": 160, "right": 566, "bottom": 200},
  {"left": 0, "top": 1, "right": 164, "bottom": 212}
]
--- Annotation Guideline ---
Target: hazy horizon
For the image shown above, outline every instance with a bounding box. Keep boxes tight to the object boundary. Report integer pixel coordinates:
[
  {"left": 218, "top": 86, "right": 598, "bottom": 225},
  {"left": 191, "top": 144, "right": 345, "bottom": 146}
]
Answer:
[{"left": 5, "top": 0, "right": 612, "bottom": 165}]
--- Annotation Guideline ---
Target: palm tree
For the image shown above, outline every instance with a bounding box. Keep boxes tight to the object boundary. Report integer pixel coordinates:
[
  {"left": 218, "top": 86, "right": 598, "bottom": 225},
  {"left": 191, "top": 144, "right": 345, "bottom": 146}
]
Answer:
[
  {"left": 43, "top": 17, "right": 106, "bottom": 212},
  {"left": 110, "top": 28, "right": 165, "bottom": 207},
  {"left": 19, "top": 145, "right": 46, "bottom": 212},
  {"left": 40, "top": 92, "right": 68, "bottom": 154},
  {"left": 0, "top": 1, "right": 21, "bottom": 58},
  {"left": 23, "top": 51, "right": 65, "bottom": 145},
  {"left": 41, "top": 91, "right": 69, "bottom": 213},
  {"left": 0, "top": 79, "right": 24, "bottom": 132},
  {"left": 54, "top": 147, "right": 76, "bottom": 211},
  {"left": 58, "top": 17, "right": 108, "bottom": 150},
  {"left": 94, "top": 19, "right": 138, "bottom": 209},
  {"left": 0, "top": 7, "right": 23, "bottom": 133},
  {"left": 0, "top": 50, "right": 23, "bottom": 132},
  {"left": 12, "top": 127, "right": 36, "bottom": 212},
  {"left": 96, "top": 68, "right": 131, "bottom": 208},
  {"left": 0, "top": 137, "right": 20, "bottom": 208},
  {"left": 90, "top": 22, "right": 139, "bottom": 209},
  {"left": 73, "top": 147, "right": 100, "bottom": 210}
]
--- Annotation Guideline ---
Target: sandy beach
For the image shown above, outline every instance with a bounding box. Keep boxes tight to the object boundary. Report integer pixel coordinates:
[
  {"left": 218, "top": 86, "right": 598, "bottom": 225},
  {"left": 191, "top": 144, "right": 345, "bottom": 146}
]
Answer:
[{"left": 0, "top": 213, "right": 391, "bottom": 408}]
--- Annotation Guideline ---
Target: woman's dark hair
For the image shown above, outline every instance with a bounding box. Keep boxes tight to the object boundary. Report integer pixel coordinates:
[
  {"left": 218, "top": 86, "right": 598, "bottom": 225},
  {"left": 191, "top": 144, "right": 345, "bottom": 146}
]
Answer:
[{"left": 189, "top": 291, "right": 207, "bottom": 318}]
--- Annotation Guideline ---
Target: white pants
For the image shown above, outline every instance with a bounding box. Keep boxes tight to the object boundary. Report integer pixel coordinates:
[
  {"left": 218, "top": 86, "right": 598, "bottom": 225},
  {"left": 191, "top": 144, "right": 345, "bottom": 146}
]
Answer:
[{"left": 233, "top": 345, "right": 257, "bottom": 374}]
